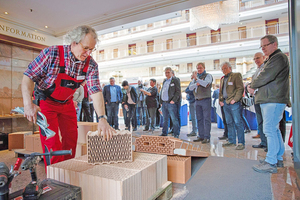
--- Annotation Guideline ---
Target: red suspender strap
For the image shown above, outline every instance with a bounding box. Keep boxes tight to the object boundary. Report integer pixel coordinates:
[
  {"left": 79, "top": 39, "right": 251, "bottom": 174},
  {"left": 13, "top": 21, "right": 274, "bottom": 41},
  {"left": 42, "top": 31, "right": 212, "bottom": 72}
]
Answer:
[
  {"left": 83, "top": 56, "right": 90, "bottom": 73},
  {"left": 58, "top": 46, "right": 64, "bottom": 67}
]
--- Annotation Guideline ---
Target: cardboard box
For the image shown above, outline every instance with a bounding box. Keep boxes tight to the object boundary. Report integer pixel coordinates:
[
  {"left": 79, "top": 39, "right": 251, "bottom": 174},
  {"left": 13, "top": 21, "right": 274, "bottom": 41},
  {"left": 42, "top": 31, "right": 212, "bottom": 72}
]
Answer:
[
  {"left": 75, "top": 143, "right": 87, "bottom": 158},
  {"left": 77, "top": 122, "right": 98, "bottom": 143},
  {"left": 167, "top": 155, "right": 191, "bottom": 184},
  {"left": 8, "top": 131, "right": 32, "bottom": 150},
  {"left": 33, "top": 135, "right": 43, "bottom": 153},
  {"left": 25, "top": 134, "right": 40, "bottom": 152}
]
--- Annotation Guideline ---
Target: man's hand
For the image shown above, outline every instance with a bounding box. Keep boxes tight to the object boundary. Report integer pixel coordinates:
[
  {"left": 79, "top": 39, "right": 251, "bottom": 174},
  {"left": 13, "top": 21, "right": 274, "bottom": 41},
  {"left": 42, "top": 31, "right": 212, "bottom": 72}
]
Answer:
[
  {"left": 170, "top": 101, "right": 175, "bottom": 104},
  {"left": 219, "top": 101, "right": 224, "bottom": 107},
  {"left": 24, "top": 102, "right": 40, "bottom": 124},
  {"left": 124, "top": 105, "right": 128, "bottom": 110},
  {"left": 197, "top": 83, "right": 200, "bottom": 86},
  {"left": 230, "top": 99, "right": 236, "bottom": 104},
  {"left": 98, "top": 119, "right": 116, "bottom": 141},
  {"left": 247, "top": 85, "right": 255, "bottom": 95},
  {"left": 73, "top": 101, "right": 78, "bottom": 108}
]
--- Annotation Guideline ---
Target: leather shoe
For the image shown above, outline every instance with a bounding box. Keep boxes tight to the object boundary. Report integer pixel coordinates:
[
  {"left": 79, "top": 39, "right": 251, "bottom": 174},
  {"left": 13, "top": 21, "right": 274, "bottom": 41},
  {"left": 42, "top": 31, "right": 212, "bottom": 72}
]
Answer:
[
  {"left": 143, "top": 129, "right": 149, "bottom": 131},
  {"left": 218, "top": 136, "right": 227, "bottom": 140},
  {"left": 187, "top": 132, "right": 197, "bottom": 137},
  {"left": 201, "top": 139, "right": 210, "bottom": 144},
  {"left": 252, "top": 144, "right": 267, "bottom": 148},
  {"left": 193, "top": 138, "right": 204, "bottom": 142},
  {"left": 252, "top": 135, "right": 260, "bottom": 138},
  {"left": 244, "top": 129, "right": 251, "bottom": 133},
  {"left": 159, "top": 134, "right": 167, "bottom": 136}
]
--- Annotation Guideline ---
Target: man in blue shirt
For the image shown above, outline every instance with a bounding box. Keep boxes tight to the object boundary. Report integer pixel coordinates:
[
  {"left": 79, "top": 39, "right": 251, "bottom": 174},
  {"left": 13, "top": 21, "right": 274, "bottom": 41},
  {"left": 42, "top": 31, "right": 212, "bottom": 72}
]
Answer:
[{"left": 103, "top": 77, "right": 123, "bottom": 130}]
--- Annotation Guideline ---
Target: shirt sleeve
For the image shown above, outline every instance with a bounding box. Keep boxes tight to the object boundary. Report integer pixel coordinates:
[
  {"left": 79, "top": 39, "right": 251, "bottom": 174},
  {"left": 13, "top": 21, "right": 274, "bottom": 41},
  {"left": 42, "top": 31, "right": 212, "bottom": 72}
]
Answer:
[
  {"left": 86, "top": 58, "right": 102, "bottom": 95},
  {"left": 196, "top": 74, "right": 213, "bottom": 87}
]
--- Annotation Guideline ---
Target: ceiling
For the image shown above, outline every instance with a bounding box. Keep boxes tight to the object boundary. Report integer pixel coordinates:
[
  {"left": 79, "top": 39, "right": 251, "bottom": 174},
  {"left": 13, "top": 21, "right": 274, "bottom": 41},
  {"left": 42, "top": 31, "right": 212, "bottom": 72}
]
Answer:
[{"left": 0, "top": 0, "right": 219, "bottom": 37}]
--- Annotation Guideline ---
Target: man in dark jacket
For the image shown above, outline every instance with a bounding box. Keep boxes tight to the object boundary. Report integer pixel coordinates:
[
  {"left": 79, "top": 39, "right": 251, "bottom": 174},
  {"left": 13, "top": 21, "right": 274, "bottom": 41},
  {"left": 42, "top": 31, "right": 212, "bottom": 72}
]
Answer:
[
  {"left": 141, "top": 79, "right": 158, "bottom": 132},
  {"left": 251, "top": 35, "right": 290, "bottom": 174},
  {"left": 103, "top": 77, "right": 123, "bottom": 130},
  {"left": 122, "top": 80, "right": 138, "bottom": 131},
  {"left": 159, "top": 67, "right": 181, "bottom": 138}
]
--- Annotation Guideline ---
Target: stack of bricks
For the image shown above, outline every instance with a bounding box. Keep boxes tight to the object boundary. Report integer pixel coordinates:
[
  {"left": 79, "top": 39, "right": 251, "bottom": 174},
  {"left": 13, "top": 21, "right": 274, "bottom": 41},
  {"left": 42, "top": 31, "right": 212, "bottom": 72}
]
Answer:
[
  {"left": 135, "top": 135, "right": 209, "bottom": 184},
  {"left": 47, "top": 152, "right": 167, "bottom": 200},
  {"left": 87, "top": 130, "right": 132, "bottom": 164}
]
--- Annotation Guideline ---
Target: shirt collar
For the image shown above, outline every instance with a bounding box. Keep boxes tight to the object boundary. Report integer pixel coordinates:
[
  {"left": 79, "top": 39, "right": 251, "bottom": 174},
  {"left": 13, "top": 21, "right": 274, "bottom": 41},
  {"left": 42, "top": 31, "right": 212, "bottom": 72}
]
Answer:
[
  {"left": 224, "top": 72, "right": 232, "bottom": 78},
  {"left": 68, "top": 45, "right": 84, "bottom": 64}
]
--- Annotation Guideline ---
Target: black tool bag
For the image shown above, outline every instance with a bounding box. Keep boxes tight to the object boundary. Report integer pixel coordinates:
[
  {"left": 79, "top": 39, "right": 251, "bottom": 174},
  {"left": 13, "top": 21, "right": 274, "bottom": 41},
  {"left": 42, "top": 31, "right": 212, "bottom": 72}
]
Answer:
[{"left": 0, "top": 132, "right": 8, "bottom": 151}]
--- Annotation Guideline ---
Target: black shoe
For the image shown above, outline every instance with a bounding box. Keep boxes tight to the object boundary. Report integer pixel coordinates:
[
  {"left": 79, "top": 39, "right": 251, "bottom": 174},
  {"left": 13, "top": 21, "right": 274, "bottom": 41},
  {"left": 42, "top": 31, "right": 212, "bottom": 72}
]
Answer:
[
  {"left": 143, "top": 129, "right": 149, "bottom": 131},
  {"left": 187, "top": 132, "right": 197, "bottom": 137},
  {"left": 193, "top": 138, "right": 204, "bottom": 142},
  {"left": 115, "top": 128, "right": 120, "bottom": 131},
  {"left": 218, "top": 136, "right": 227, "bottom": 140},
  {"left": 244, "top": 129, "right": 251, "bottom": 133},
  {"left": 252, "top": 144, "right": 267, "bottom": 148},
  {"left": 201, "top": 139, "right": 210, "bottom": 144},
  {"left": 264, "top": 148, "right": 268, "bottom": 152},
  {"left": 133, "top": 128, "right": 137, "bottom": 131},
  {"left": 159, "top": 134, "right": 167, "bottom": 136},
  {"left": 168, "top": 131, "right": 173, "bottom": 135}
]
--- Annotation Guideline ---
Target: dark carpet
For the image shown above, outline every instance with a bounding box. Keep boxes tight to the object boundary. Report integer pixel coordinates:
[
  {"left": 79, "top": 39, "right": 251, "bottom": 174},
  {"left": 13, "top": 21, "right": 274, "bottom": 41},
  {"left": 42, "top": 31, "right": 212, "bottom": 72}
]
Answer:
[{"left": 184, "top": 156, "right": 273, "bottom": 200}]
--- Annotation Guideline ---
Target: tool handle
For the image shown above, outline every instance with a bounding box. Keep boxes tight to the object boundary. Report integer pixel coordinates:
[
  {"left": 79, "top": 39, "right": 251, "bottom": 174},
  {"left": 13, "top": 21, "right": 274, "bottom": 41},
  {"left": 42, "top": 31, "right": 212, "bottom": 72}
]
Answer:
[
  {"left": 51, "top": 150, "right": 72, "bottom": 156},
  {"left": 13, "top": 158, "right": 22, "bottom": 171}
]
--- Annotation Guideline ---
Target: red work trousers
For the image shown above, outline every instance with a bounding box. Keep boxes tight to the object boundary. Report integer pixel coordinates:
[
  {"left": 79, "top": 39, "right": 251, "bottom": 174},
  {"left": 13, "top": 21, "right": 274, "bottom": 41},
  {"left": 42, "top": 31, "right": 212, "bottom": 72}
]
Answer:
[{"left": 39, "top": 98, "right": 78, "bottom": 167}]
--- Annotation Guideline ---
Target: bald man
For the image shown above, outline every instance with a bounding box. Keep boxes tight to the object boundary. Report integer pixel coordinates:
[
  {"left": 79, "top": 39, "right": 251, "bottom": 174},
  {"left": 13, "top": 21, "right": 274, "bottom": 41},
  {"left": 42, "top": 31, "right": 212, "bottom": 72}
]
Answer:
[{"left": 248, "top": 52, "right": 267, "bottom": 150}]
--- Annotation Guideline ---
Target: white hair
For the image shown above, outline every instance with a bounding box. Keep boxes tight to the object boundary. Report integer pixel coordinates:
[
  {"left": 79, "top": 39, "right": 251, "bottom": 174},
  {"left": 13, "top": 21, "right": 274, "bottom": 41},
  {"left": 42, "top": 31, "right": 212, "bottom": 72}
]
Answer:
[{"left": 64, "top": 25, "right": 98, "bottom": 45}]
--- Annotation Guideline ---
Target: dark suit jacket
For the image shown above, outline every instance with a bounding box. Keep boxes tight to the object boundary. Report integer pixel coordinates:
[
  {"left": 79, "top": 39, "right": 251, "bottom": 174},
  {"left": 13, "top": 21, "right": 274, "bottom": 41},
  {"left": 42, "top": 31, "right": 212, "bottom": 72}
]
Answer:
[
  {"left": 219, "top": 72, "right": 244, "bottom": 104},
  {"left": 159, "top": 77, "right": 181, "bottom": 104},
  {"left": 123, "top": 86, "right": 138, "bottom": 105},
  {"left": 103, "top": 84, "right": 123, "bottom": 104}
]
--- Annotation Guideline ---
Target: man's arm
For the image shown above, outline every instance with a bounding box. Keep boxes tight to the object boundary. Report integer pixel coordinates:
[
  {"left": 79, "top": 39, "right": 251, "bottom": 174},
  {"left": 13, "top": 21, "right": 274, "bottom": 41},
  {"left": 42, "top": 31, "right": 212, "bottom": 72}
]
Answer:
[
  {"left": 21, "top": 75, "right": 40, "bottom": 123},
  {"left": 196, "top": 74, "right": 213, "bottom": 87},
  {"left": 232, "top": 73, "right": 244, "bottom": 104},
  {"left": 90, "top": 91, "right": 115, "bottom": 140},
  {"left": 188, "top": 79, "right": 197, "bottom": 90}
]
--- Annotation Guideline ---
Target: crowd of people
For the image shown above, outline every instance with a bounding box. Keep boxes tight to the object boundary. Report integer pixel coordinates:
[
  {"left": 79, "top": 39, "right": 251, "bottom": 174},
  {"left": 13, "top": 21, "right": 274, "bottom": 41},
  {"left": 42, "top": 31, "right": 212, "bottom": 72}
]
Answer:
[{"left": 23, "top": 24, "right": 289, "bottom": 175}]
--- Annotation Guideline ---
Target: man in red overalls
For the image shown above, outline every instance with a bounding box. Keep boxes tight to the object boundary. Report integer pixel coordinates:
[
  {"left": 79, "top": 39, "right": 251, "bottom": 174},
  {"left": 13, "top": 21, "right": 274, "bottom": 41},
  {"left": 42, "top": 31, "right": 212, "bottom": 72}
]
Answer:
[{"left": 21, "top": 25, "right": 115, "bottom": 167}]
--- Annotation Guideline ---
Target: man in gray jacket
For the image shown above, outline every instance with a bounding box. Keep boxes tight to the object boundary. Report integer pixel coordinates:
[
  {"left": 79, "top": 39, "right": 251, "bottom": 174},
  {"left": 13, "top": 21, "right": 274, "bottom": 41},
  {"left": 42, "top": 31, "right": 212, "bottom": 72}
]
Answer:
[{"left": 251, "top": 35, "right": 290, "bottom": 174}]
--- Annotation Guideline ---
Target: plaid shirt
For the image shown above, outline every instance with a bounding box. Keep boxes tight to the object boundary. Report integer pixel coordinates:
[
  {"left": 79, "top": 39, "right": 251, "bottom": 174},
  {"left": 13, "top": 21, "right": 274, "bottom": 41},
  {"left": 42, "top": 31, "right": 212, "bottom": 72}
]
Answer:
[{"left": 24, "top": 45, "right": 101, "bottom": 95}]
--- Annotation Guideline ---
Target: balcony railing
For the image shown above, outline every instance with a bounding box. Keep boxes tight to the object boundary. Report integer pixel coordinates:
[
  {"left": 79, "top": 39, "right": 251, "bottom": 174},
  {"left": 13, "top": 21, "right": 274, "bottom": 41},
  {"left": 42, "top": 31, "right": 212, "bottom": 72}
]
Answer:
[
  {"left": 99, "top": 0, "right": 287, "bottom": 42},
  {"left": 95, "top": 22, "right": 288, "bottom": 62}
]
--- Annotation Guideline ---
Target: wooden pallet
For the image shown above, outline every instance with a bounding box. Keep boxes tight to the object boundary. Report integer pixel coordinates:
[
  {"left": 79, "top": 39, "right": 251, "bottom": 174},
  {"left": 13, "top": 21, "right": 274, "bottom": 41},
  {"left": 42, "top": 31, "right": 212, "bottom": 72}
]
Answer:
[{"left": 148, "top": 181, "right": 172, "bottom": 200}]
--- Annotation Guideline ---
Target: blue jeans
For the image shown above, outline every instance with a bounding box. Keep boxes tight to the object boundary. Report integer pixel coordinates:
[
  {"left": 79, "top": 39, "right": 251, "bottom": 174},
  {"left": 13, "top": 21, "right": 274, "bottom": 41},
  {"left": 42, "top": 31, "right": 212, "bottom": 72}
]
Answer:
[
  {"left": 195, "top": 98, "right": 211, "bottom": 139},
  {"left": 76, "top": 102, "right": 82, "bottom": 121},
  {"left": 162, "top": 102, "right": 180, "bottom": 137},
  {"left": 189, "top": 102, "right": 197, "bottom": 133},
  {"left": 106, "top": 102, "right": 119, "bottom": 129},
  {"left": 254, "top": 98, "right": 267, "bottom": 146},
  {"left": 126, "top": 104, "right": 137, "bottom": 130},
  {"left": 240, "top": 106, "right": 251, "bottom": 131},
  {"left": 223, "top": 101, "right": 245, "bottom": 145},
  {"left": 136, "top": 106, "right": 146, "bottom": 125},
  {"left": 122, "top": 104, "right": 128, "bottom": 126},
  {"left": 260, "top": 103, "right": 286, "bottom": 165}
]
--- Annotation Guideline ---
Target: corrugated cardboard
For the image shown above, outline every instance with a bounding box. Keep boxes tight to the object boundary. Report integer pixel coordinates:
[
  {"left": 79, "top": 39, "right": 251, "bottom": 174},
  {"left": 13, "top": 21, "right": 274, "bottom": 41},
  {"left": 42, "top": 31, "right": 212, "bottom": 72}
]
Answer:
[
  {"left": 33, "top": 135, "right": 43, "bottom": 153},
  {"left": 8, "top": 131, "right": 32, "bottom": 150},
  {"left": 77, "top": 122, "right": 98, "bottom": 143}
]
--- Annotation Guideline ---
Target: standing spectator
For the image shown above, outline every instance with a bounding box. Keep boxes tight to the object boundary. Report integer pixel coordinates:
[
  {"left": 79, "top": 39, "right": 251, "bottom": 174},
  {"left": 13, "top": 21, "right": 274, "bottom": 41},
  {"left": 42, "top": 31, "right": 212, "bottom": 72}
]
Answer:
[
  {"left": 159, "top": 67, "right": 181, "bottom": 138},
  {"left": 121, "top": 87, "right": 128, "bottom": 128},
  {"left": 212, "top": 84, "right": 220, "bottom": 123},
  {"left": 73, "top": 84, "right": 84, "bottom": 121},
  {"left": 136, "top": 80, "right": 146, "bottom": 126},
  {"left": 103, "top": 77, "right": 123, "bottom": 130},
  {"left": 156, "top": 83, "right": 162, "bottom": 128},
  {"left": 186, "top": 71, "right": 198, "bottom": 137},
  {"left": 189, "top": 63, "right": 213, "bottom": 143},
  {"left": 240, "top": 96, "right": 251, "bottom": 133},
  {"left": 248, "top": 52, "right": 267, "bottom": 150},
  {"left": 219, "top": 62, "right": 245, "bottom": 150},
  {"left": 250, "top": 35, "right": 290, "bottom": 173},
  {"left": 141, "top": 79, "right": 158, "bottom": 132},
  {"left": 122, "top": 80, "right": 138, "bottom": 131},
  {"left": 82, "top": 81, "right": 93, "bottom": 122}
]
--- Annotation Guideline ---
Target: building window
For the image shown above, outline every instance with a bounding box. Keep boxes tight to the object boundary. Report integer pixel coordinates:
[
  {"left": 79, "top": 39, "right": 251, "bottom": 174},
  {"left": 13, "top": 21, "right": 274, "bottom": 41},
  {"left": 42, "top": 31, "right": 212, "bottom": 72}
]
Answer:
[
  {"left": 150, "top": 67, "right": 156, "bottom": 76},
  {"left": 187, "top": 63, "right": 193, "bottom": 73},
  {"left": 185, "top": 10, "right": 190, "bottom": 21},
  {"left": 238, "top": 26, "right": 247, "bottom": 39},
  {"left": 166, "top": 19, "right": 172, "bottom": 25},
  {"left": 128, "top": 44, "right": 136, "bottom": 56},
  {"left": 148, "top": 23, "right": 153, "bottom": 28},
  {"left": 229, "top": 58, "right": 236, "bottom": 69},
  {"left": 266, "top": 18, "right": 279, "bottom": 35},
  {"left": 187, "top": 33, "right": 197, "bottom": 46},
  {"left": 214, "top": 59, "right": 220, "bottom": 70},
  {"left": 113, "top": 49, "right": 118, "bottom": 59},
  {"left": 166, "top": 39, "right": 173, "bottom": 50},
  {"left": 211, "top": 29, "right": 221, "bottom": 43},
  {"left": 239, "top": 0, "right": 246, "bottom": 11},
  {"left": 147, "top": 41, "right": 154, "bottom": 53},
  {"left": 99, "top": 50, "right": 104, "bottom": 60}
]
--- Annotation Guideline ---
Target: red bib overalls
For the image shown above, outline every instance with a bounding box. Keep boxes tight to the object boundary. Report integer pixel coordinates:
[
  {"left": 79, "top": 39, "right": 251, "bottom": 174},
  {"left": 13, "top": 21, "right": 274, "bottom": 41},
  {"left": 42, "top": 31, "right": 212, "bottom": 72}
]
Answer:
[{"left": 38, "top": 46, "right": 90, "bottom": 167}]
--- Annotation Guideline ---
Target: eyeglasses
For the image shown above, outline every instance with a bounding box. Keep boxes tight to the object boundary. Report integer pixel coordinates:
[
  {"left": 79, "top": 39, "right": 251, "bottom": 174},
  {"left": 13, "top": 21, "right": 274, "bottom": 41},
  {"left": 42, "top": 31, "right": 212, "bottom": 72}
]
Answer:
[
  {"left": 259, "top": 43, "right": 273, "bottom": 49},
  {"left": 78, "top": 42, "right": 96, "bottom": 52},
  {"left": 253, "top": 56, "right": 262, "bottom": 60}
]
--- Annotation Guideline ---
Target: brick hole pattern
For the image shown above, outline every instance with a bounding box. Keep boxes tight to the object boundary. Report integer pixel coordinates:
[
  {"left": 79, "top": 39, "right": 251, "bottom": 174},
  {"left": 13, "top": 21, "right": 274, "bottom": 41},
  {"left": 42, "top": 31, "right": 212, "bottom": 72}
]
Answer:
[{"left": 135, "top": 136, "right": 176, "bottom": 155}]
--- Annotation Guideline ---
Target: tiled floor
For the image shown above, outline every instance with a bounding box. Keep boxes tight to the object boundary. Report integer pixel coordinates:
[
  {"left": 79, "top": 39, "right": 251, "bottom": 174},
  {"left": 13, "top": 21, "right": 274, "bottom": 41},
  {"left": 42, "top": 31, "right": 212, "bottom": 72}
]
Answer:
[
  {"left": 130, "top": 121, "right": 299, "bottom": 200},
  {"left": 1, "top": 120, "right": 299, "bottom": 199}
]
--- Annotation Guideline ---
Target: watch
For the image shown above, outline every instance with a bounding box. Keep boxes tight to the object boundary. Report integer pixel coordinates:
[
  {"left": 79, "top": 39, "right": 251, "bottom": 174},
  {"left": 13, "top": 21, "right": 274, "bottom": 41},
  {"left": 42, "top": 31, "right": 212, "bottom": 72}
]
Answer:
[{"left": 98, "top": 115, "right": 107, "bottom": 120}]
